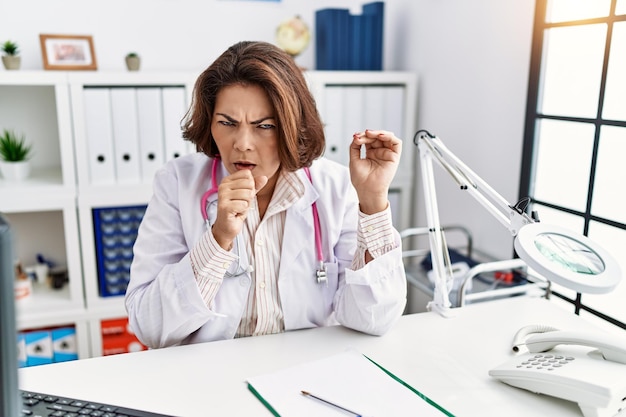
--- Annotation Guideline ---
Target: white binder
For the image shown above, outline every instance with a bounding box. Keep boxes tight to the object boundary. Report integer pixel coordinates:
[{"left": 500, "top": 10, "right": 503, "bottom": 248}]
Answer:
[
  {"left": 83, "top": 88, "right": 116, "bottom": 184},
  {"left": 382, "top": 86, "right": 407, "bottom": 180},
  {"left": 110, "top": 88, "right": 141, "bottom": 184},
  {"left": 382, "top": 86, "right": 404, "bottom": 136},
  {"left": 363, "top": 86, "right": 386, "bottom": 133},
  {"left": 136, "top": 88, "right": 165, "bottom": 182},
  {"left": 161, "top": 87, "right": 188, "bottom": 161},
  {"left": 322, "top": 86, "right": 346, "bottom": 164},
  {"left": 342, "top": 86, "right": 365, "bottom": 160}
]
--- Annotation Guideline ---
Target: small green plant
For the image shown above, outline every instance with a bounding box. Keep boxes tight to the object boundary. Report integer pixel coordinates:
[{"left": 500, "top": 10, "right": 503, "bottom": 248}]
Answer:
[
  {"left": 126, "top": 52, "right": 139, "bottom": 58},
  {"left": 1, "top": 40, "right": 19, "bottom": 56},
  {"left": 0, "top": 129, "right": 32, "bottom": 162}
]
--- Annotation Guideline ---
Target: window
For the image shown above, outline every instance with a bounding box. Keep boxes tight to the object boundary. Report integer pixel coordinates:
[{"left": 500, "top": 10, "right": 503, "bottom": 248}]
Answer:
[{"left": 520, "top": 0, "right": 626, "bottom": 331}]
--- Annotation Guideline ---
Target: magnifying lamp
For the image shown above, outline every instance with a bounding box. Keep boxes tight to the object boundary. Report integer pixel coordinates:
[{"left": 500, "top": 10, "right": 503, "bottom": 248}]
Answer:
[{"left": 413, "top": 130, "right": 622, "bottom": 318}]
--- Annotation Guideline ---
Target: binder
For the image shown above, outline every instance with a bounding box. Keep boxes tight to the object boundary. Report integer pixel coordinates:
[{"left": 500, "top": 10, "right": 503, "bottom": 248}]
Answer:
[
  {"left": 382, "top": 86, "right": 407, "bottom": 176},
  {"left": 315, "top": 8, "right": 339, "bottom": 70},
  {"left": 363, "top": 86, "right": 386, "bottom": 132},
  {"left": 336, "top": 9, "right": 351, "bottom": 70},
  {"left": 349, "top": 13, "right": 364, "bottom": 71},
  {"left": 315, "top": 2, "right": 384, "bottom": 71},
  {"left": 321, "top": 86, "right": 347, "bottom": 164},
  {"left": 315, "top": 8, "right": 351, "bottom": 70},
  {"left": 83, "top": 88, "right": 116, "bottom": 184},
  {"left": 161, "top": 87, "right": 188, "bottom": 161},
  {"left": 363, "top": 1, "right": 384, "bottom": 70},
  {"left": 342, "top": 86, "right": 365, "bottom": 157},
  {"left": 51, "top": 327, "right": 78, "bottom": 363},
  {"left": 110, "top": 88, "right": 142, "bottom": 184},
  {"left": 382, "top": 86, "right": 405, "bottom": 136},
  {"left": 136, "top": 88, "right": 166, "bottom": 182}
]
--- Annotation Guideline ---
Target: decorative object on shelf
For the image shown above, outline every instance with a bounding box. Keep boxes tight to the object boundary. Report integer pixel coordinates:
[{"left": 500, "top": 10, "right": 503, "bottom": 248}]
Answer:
[
  {"left": 0, "top": 129, "right": 32, "bottom": 181},
  {"left": 276, "top": 15, "right": 310, "bottom": 58},
  {"left": 125, "top": 52, "right": 140, "bottom": 71},
  {"left": 14, "top": 261, "right": 33, "bottom": 302},
  {"left": 315, "top": 1, "right": 384, "bottom": 71},
  {"left": 1, "top": 40, "right": 21, "bottom": 70},
  {"left": 39, "top": 34, "right": 97, "bottom": 70}
]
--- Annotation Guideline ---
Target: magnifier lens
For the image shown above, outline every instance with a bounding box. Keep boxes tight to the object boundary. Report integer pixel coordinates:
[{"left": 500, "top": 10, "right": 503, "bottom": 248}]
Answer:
[{"left": 534, "top": 233, "right": 605, "bottom": 275}]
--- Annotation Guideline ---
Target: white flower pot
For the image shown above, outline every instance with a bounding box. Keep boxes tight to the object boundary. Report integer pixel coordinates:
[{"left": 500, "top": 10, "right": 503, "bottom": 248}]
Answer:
[
  {"left": 0, "top": 160, "right": 31, "bottom": 181},
  {"left": 2, "top": 55, "right": 21, "bottom": 70},
  {"left": 125, "top": 56, "right": 140, "bottom": 71}
]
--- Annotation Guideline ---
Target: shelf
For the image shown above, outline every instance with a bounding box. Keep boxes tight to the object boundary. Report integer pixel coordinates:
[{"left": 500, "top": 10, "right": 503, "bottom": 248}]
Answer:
[
  {"left": 0, "top": 168, "right": 76, "bottom": 213},
  {"left": 0, "top": 71, "right": 68, "bottom": 86},
  {"left": 67, "top": 70, "right": 197, "bottom": 86},
  {"left": 4, "top": 70, "right": 418, "bottom": 361},
  {"left": 77, "top": 185, "right": 153, "bottom": 207},
  {"left": 15, "top": 282, "right": 85, "bottom": 330},
  {"left": 83, "top": 296, "right": 128, "bottom": 320}
]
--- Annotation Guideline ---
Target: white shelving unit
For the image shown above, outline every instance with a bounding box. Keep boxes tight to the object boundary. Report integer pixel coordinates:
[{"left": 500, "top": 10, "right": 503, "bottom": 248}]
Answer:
[
  {"left": 0, "top": 71, "right": 88, "bottom": 358},
  {"left": 305, "top": 71, "right": 418, "bottom": 230},
  {"left": 0, "top": 70, "right": 418, "bottom": 360}
]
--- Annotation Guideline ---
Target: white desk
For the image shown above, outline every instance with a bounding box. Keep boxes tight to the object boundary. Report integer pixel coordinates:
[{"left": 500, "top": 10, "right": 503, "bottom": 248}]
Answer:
[{"left": 18, "top": 297, "right": 624, "bottom": 417}]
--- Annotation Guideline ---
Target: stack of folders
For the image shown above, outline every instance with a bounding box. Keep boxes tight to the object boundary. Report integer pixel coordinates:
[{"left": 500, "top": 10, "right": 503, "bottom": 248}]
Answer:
[
  {"left": 247, "top": 349, "right": 453, "bottom": 417},
  {"left": 315, "top": 2, "right": 384, "bottom": 71},
  {"left": 82, "top": 86, "right": 189, "bottom": 186}
]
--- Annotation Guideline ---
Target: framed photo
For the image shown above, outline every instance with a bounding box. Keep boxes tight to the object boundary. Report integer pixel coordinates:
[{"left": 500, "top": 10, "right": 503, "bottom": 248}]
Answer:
[{"left": 39, "top": 34, "right": 97, "bottom": 70}]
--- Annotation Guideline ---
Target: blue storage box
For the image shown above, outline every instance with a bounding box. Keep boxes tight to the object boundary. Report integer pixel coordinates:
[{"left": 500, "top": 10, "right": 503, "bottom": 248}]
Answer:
[{"left": 93, "top": 205, "right": 146, "bottom": 297}]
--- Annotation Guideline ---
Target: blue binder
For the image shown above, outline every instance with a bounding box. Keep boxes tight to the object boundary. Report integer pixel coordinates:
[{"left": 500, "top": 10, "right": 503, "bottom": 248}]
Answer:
[
  {"left": 315, "top": 2, "right": 384, "bottom": 71},
  {"left": 363, "top": 1, "right": 384, "bottom": 70}
]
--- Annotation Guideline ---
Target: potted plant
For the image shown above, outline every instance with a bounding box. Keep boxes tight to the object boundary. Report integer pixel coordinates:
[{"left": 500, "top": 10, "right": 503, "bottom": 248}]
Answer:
[
  {"left": 1, "top": 40, "right": 21, "bottom": 70},
  {"left": 125, "top": 52, "right": 141, "bottom": 71},
  {"left": 0, "top": 129, "right": 32, "bottom": 181}
]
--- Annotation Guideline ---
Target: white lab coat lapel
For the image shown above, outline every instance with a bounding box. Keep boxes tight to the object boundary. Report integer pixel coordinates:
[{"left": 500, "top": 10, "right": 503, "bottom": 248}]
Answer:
[
  {"left": 204, "top": 161, "right": 250, "bottom": 277},
  {"left": 278, "top": 169, "right": 318, "bottom": 282}
]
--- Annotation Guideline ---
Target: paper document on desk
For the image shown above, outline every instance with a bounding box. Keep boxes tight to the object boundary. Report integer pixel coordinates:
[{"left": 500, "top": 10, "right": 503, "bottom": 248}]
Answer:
[{"left": 247, "top": 349, "right": 453, "bottom": 417}]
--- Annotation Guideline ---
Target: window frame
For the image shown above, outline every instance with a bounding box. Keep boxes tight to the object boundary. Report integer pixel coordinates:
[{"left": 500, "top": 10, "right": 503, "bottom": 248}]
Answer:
[{"left": 519, "top": 0, "right": 626, "bottom": 331}]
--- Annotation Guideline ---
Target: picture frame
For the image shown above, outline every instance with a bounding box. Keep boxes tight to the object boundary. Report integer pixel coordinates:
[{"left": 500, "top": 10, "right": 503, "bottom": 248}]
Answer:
[{"left": 39, "top": 34, "right": 97, "bottom": 70}]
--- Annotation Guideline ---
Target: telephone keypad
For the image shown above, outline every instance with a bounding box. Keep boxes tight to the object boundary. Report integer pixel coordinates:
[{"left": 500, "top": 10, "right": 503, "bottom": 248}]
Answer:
[{"left": 516, "top": 354, "right": 575, "bottom": 371}]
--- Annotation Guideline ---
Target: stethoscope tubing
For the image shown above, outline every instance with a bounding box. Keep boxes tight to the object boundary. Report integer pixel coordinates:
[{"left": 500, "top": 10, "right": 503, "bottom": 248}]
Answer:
[{"left": 200, "top": 158, "right": 326, "bottom": 283}]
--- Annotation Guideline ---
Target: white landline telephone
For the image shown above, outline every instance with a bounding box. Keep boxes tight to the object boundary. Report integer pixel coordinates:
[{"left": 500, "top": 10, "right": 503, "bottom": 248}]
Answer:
[{"left": 489, "top": 324, "right": 626, "bottom": 417}]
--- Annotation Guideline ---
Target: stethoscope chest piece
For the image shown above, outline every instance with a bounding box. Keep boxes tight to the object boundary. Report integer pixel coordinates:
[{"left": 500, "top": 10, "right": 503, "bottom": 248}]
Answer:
[{"left": 316, "top": 262, "right": 327, "bottom": 286}]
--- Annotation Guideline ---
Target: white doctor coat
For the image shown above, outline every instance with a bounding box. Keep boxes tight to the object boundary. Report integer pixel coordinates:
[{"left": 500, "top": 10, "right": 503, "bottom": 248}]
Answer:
[{"left": 125, "top": 153, "right": 407, "bottom": 348}]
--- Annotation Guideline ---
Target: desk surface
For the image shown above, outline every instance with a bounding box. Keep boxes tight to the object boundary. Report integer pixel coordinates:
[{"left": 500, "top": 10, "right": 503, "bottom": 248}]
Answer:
[{"left": 18, "top": 296, "right": 623, "bottom": 417}]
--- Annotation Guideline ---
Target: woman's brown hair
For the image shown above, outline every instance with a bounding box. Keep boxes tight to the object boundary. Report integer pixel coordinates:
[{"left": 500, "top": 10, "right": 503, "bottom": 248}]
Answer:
[{"left": 182, "top": 41, "right": 325, "bottom": 171}]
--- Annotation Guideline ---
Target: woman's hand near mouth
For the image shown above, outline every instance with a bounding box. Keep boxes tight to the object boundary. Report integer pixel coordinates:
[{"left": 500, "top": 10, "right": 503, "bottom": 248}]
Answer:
[{"left": 211, "top": 169, "right": 268, "bottom": 251}]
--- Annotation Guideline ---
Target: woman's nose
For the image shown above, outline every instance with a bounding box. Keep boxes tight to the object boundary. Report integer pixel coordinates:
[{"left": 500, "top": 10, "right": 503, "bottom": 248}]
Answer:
[{"left": 233, "top": 128, "right": 254, "bottom": 151}]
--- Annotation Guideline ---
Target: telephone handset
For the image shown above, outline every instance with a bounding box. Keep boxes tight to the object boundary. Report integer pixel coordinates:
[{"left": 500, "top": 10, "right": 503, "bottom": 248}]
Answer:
[{"left": 489, "top": 324, "right": 626, "bottom": 417}]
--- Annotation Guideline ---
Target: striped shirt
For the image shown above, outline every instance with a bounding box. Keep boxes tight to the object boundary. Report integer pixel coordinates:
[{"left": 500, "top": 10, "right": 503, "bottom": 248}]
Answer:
[{"left": 190, "top": 169, "right": 396, "bottom": 338}]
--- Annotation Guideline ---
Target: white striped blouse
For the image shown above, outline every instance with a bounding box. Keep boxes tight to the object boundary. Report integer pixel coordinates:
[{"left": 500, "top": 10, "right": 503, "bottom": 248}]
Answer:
[{"left": 190, "top": 169, "right": 396, "bottom": 338}]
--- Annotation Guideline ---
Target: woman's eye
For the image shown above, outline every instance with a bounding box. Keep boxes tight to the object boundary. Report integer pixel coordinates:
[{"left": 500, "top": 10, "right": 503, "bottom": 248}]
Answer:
[
  {"left": 258, "top": 123, "right": 275, "bottom": 130},
  {"left": 218, "top": 120, "right": 235, "bottom": 127}
]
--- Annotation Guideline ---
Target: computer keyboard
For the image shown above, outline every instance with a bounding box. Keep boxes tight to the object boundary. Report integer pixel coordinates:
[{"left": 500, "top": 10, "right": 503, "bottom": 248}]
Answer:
[{"left": 20, "top": 390, "right": 174, "bottom": 417}]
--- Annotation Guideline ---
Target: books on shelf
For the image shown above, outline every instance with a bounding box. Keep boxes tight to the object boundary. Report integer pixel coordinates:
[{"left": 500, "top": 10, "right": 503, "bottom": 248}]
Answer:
[{"left": 315, "top": 1, "right": 384, "bottom": 71}]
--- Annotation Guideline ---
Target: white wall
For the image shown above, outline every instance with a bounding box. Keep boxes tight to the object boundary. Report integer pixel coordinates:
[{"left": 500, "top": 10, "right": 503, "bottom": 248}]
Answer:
[
  {"left": 0, "top": 0, "right": 536, "bottom": 259},
  {"left": 399, "top": 1, "right": 536, "bottom": 260}
]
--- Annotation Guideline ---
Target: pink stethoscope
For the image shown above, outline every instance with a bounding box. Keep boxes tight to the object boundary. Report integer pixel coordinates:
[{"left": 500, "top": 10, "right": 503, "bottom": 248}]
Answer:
[{"left": 200, "top": 158, "right": 327, "bottom": 284}]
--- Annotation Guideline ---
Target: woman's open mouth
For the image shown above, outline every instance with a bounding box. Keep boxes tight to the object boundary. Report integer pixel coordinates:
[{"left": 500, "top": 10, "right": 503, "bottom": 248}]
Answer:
[{"left": 234, "top": 162, "right": 256, "bottom": 170}]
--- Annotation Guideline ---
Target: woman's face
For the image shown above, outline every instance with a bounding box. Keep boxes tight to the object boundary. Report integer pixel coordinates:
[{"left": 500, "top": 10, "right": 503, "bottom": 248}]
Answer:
[{"left": 211, "top": 83, "right": 280, "bottom": 189}]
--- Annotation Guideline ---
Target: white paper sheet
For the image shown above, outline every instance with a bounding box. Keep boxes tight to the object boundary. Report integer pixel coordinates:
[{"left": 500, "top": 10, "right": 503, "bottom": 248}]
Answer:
[{"left": 247, "top": 349, "right": 449, "bottom": 417}]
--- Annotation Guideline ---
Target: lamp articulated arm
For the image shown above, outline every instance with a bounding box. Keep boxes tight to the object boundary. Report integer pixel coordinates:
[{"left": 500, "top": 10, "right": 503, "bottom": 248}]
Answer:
[
  {"left": 412, "top": 130, "right": 621, "bottom": 316},
  {"left": 413, "top": 130, "right": 537, "bottom": 317}
]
